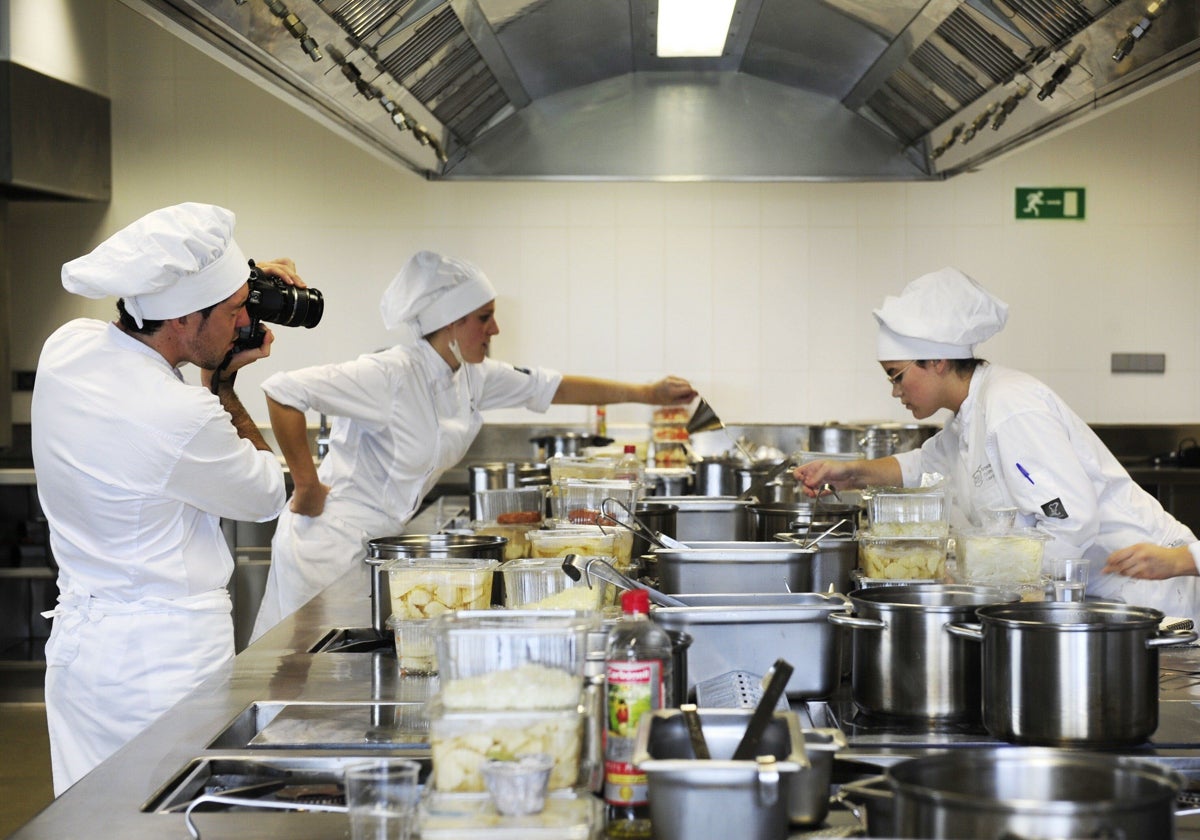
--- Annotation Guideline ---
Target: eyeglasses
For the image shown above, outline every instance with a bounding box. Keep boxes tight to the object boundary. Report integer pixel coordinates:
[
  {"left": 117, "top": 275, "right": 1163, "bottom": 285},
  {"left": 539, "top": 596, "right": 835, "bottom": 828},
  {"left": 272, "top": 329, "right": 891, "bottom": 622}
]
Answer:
[{"left": 886, "top": 361, "right": 917, "bottom": 387}]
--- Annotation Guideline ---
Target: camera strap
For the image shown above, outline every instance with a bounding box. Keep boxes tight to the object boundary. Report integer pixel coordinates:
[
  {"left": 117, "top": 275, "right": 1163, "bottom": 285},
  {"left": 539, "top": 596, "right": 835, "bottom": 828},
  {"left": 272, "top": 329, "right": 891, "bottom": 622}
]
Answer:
[{"left": 210, "top": 353, "right": 236, "bottom": 395}]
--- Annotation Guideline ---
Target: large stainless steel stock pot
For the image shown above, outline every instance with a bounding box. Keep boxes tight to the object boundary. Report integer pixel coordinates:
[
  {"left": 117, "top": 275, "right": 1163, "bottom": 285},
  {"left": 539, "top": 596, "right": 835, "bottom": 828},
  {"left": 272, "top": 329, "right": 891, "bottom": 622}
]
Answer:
[
  {"left": 829, "top": 584, "right": 1019, "bottom": 721},
  {"left": 946, "top": 600, "right": 1198, "bottom": 746},
  {"left": 860, "top": 747, "right": 1183, "bottom": 839}
]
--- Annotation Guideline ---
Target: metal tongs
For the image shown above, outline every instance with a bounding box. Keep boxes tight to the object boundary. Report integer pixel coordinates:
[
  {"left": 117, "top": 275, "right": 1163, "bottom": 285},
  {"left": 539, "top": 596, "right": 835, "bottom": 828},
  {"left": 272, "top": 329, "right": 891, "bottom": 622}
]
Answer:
[
  {"left": 560, "top": 553, "right": 687, "bottom": 608},
  {"left": 596, "top": 497, "right": 686, "bottom": 550},
  {"left": 778, "top": 483, "right": 852, "bottom": 549}
]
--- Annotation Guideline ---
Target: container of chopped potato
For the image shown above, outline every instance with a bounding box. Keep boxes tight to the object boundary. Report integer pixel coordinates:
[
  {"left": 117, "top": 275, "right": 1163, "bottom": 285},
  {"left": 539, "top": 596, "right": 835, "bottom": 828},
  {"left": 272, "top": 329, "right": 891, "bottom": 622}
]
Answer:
[
  {"left": 498, "top": 557, "right": 612, "bottom": 610},
  {"left": 385, "top": 557, "right": 500, "bottom": 620},
  {"left": 526, "top": 526, "right": 635, "bottom": 572},
  {"left": 955, "top": 527, "right": 1052, "bottom": 586},
  {"left": 428, "top": 697, "right": 584, "bottom": 793},
  {"left": 858, "top": 533, "right": 949, "bottom": 581},
  {"left": 434, "top": 610, "right": 597, "bottom": 708}
]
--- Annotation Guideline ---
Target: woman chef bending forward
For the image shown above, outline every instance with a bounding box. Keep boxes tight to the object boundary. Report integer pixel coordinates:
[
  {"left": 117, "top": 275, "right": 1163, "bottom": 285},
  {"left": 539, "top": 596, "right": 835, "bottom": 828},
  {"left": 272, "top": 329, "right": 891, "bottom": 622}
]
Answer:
[
  {"left": 795, "top": 267, "right": 1200, "bottom": 623},
  {"left": 252, "top": 251, "right": 696, "bottom": 640}
]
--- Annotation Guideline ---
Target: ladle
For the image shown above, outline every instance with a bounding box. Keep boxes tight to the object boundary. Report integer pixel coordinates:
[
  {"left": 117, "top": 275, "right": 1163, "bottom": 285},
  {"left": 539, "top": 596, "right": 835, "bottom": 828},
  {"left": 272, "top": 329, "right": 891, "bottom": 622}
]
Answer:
[{"left": 560, "top": 554, "right": 687, "bottom": 608}]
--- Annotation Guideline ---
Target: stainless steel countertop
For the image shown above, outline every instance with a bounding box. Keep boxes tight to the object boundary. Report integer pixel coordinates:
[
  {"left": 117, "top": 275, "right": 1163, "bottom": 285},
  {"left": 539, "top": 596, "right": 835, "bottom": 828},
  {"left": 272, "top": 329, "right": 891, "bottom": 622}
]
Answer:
[
  {"left": 13, "top": 565, "right": 1200, "bottom": 838},
  {"left": 9, "top": 571, "right": 410, "bottom": 840}
]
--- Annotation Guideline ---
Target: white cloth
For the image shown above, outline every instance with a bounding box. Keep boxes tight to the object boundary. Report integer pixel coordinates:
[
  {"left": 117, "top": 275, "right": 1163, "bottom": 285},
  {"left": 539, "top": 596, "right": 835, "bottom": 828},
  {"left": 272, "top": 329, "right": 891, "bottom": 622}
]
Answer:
[
  {"left": 250, "top": 340, "right": 562, "bottom": 640},
  {"left": 875, "top": 267, "right": 1008, "bottom": 360},
  {"left": 379, "top": 251, "right": 497, "bottom": 342},
  {"left": 31, "top": 319, "right": 286, "bottom": 794},
  {"left": 61, "top": 203, "right": 249, "bottom": 328},
  {"left": 894, "top": 363, "right": 1200, "bottom": 621}
]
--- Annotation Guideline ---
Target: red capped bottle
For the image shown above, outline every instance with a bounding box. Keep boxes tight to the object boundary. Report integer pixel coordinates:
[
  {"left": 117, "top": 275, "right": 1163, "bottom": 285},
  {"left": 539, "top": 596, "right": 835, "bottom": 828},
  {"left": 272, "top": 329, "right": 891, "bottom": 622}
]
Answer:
[{"left": 603, "top": 588, "right": 673, "bottom": 837}]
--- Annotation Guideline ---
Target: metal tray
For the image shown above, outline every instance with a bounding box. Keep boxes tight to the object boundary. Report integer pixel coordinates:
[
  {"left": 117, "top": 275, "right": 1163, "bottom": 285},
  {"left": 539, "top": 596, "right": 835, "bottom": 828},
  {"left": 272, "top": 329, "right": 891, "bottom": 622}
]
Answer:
[
  {"left": 652, "top": 547, "right": 816, "bottom": 595},
  {"left": 207, "top": 700, "right": 434, "bottom": 751},
  {"left": 651, "top": 593, "right": 847, "bottom": 698}
]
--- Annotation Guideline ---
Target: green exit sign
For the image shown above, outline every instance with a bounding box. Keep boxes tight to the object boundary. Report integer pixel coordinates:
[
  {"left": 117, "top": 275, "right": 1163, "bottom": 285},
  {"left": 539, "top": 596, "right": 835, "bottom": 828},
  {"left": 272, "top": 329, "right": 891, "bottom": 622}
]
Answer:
[{"left": 1016, "top": 187, "right": 1086, "bottom": 220}]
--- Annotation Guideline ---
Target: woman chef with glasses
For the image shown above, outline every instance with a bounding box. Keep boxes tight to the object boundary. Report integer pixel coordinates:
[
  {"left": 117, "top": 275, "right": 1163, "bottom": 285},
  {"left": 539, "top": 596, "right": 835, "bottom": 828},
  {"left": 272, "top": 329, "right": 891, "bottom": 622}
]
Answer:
[{"left": 794, "top": 267, "right": 1200, "bottom": 622}]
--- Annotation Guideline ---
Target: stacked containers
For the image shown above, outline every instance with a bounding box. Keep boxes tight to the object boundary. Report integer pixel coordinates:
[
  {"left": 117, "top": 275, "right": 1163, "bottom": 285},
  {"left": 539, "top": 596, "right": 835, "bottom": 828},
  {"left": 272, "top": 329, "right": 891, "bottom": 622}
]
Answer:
[
  {"left": 385, "top": 557, "right": 500, "bottom": 674},
  {"left": 471, "top": 487, "right": 546, "bottom": 561},
  {"left": 651, "top": 406, "right": 690, "bottom": 467},
  {"left": 427, "top": 610, "right": 599, "bottom": 794},
  {"left": 857, "top": 488, "right": 949, "bottom": 584}
]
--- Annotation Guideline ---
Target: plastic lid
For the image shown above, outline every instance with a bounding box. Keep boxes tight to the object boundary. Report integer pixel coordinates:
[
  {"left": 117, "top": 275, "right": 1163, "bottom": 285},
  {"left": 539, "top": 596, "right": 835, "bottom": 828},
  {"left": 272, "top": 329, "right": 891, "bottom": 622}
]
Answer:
[
  {"left": 623, "top": 444, "right": 636, "bottom": 454},
  {"left": 621, "top": 589, "right": 650, "bottom": 615}
]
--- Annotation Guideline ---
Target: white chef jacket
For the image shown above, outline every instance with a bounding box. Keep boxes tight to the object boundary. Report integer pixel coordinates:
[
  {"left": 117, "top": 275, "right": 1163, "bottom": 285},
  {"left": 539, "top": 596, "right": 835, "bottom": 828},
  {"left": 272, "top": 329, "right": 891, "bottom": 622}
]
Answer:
[
  {"left": 250, "top": 339, "right": 562, "bottom": 640},
  {"left": 31, "top": 319, "right": 286, "bottom": 795},
  {"left": 894, "top": 363, "right": 1200, "bottom": 621}
]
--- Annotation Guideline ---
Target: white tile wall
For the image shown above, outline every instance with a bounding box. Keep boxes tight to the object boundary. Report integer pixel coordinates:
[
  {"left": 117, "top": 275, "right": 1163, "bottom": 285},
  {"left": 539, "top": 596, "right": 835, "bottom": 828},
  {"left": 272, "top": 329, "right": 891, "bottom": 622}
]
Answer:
[{"left": 8, "top": 1, "right": 1200, "bottom": 428}]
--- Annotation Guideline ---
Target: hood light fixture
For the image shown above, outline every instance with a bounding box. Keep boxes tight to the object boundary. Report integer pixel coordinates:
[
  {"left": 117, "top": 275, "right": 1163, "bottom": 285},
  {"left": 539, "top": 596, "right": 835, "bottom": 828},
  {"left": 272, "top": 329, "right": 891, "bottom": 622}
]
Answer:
[{"left": 656, "top": 0, "right": 737, "bottom": 57}]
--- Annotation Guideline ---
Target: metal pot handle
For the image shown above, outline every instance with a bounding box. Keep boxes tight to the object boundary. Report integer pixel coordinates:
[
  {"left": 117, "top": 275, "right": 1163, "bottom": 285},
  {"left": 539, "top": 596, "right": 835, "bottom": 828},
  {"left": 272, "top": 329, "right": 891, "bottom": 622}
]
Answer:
[
  {"left": 835, "top": 774, "right": 892, "bottom": 829},
  {"left": 755, "top": 756, "right": 780, "bottom": 806},
  {"left": 945, "top": 621, "right": 983, "bottom": 641},
  {"left": 1147, "top": 628, "right": 1200, "bottom": 648},
  {"left": 828, "top": 612, "right": 887, "bottom": 631}
]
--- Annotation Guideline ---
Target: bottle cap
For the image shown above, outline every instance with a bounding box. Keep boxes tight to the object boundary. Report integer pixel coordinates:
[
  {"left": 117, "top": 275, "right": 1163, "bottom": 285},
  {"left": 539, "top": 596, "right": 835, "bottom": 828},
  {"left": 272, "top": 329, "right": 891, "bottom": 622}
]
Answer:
[
  {"left": 621, "top": 589, "right": 650, "bottom": 615},
  {"left": 624, "top": 444, "right": 636, "bottom": 454}
]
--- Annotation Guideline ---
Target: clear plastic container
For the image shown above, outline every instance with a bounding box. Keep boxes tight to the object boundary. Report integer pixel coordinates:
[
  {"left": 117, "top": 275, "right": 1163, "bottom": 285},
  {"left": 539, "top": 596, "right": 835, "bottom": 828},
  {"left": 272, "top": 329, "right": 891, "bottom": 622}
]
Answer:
[
  {"left": 481, "top": 753, "right": 555, "bottom": 816},
  {"left": 866, "top": 488, "right": 947, "bottom": 534},
  {"left": 526, "top": 526, "right": 635, "bottom": 571},
  {"left": 858, "top": 534, "right": 948, "bottom": 580},
  {"left": 420, "top": 792, "right": 603, "bottom": 839},
  {"left": 434, "top": 610, "right": 598, "bottom": 708},
  {"left": 387, "top": 614, "right": 439, "bottom": 675},
  {"left": 498, "top": 557, "right": 613, "bottom": 610},
  {"left": 547, "top": 455, "right": 617, "bottom": 483},
  {"left": 473, "top": 487, "right": 546, "bottom": 522},
  {"left": 955, "top": 527, "right": 1051, "bottom": 585},
  {"left": 428, "top": 698, "right": 584, "bottom": 793},
  {"left": 385, "top": 557, "right": 499, "bottom": 620},
  {"left": 547, "top": 479, "right": 640, "bottom": 525}
]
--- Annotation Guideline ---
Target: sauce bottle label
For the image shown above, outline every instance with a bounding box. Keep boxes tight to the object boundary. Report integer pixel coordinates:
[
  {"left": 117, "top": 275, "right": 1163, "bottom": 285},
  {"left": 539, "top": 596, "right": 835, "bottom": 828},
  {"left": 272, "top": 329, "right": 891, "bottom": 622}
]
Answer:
[{"left": 603, "top": 659, "right": 663, "bottom": 805}]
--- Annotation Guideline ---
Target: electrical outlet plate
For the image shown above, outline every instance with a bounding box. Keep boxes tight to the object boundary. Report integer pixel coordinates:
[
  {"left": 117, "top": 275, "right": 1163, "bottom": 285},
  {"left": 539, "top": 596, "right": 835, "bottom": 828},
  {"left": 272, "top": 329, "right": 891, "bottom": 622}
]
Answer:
[{"left": 1111, "top": 353, "right": 1166, "bottom": 374}]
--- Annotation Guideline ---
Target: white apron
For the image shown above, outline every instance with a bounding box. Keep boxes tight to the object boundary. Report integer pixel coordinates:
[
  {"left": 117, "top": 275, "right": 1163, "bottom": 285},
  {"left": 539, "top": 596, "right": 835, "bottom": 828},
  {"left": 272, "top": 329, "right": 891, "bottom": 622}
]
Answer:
[
  {"left": 43, "top": 586, "right": 233, "bottom": 795},
  {"left": 250, "top": 373, "right": 483, "bottom": 641}
]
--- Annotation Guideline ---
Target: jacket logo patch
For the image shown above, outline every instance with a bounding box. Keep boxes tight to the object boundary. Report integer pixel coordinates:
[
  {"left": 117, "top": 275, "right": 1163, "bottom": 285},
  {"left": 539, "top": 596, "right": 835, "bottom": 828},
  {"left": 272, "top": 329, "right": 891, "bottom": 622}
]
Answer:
[
  {"left": 973, "top": 463, "right": 994, "bottom": 487},
  {"left": 1041, "top": 498, "right": 1069, "bottom": 519}
]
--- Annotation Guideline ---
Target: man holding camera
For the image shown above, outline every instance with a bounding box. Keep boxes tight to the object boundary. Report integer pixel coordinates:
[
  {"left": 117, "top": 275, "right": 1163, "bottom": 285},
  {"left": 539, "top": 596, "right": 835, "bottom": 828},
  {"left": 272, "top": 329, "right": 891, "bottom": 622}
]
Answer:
[{"left": 31, "top": 203, "right": 299, "bottom": 794}]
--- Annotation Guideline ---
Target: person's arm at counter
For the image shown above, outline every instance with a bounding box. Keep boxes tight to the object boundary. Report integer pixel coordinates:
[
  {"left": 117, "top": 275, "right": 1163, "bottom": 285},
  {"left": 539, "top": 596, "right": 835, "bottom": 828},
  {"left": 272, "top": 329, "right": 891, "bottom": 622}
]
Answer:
[
  {"left": 267, "top": 395, "right": 330, "bottom": 516},
  {"left": 1104, "top": 543, "right": 1200, "bottom": 580},
  {"left": 551, "top": 375, "right": 696, "bottom": 406},
  {"left": 793, "top": 456, "right": 904, "bottom": 495}
]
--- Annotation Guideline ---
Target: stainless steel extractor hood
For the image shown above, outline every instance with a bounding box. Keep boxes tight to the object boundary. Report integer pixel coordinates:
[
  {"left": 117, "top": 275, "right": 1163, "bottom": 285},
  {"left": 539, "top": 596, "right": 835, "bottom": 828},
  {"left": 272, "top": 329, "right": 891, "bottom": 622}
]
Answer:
[
  {"left": 1, "top": 61, "right": 112, "bottom": 201},
  {"left": 121, "top": 0, "right": 1200, "bottom": 181}
]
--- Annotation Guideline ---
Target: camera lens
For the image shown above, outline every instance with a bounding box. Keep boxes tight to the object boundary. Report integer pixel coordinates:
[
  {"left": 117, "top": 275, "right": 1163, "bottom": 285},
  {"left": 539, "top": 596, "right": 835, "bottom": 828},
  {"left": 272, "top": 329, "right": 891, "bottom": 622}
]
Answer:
[{"left": 246, "top": 270, "right": 324, "bottom": 329}]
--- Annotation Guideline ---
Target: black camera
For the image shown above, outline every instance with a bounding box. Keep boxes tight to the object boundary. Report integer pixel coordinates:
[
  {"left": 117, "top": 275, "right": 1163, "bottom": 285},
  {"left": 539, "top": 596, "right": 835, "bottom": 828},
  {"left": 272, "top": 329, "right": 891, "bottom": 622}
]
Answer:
[{"left": 233, "top": 259, "right": 324, "bottom": 351}]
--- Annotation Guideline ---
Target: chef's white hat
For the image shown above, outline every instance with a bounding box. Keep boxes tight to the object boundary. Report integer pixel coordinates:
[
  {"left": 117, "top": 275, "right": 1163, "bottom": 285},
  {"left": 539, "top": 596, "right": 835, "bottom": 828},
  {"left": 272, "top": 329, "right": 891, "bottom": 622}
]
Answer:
[
  {"left": 875, "top": 267, "right": 1009, "bottom": 360},
  {"left": 380, "top": 250, "right": 497, "bottom": 342},
  {"left": 61, "top": 203, "right": 249, "bottom": 328}
]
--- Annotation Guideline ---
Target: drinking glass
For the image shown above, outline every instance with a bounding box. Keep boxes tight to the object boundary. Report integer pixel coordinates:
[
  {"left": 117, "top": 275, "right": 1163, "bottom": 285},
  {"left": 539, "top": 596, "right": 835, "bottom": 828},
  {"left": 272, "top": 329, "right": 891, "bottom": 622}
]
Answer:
[
  {"left": 1051, "top": 557, "right": 1090, "bottom": 602},
  {"left": 344, "top": 758, "right": 421, "bottom": 840}
]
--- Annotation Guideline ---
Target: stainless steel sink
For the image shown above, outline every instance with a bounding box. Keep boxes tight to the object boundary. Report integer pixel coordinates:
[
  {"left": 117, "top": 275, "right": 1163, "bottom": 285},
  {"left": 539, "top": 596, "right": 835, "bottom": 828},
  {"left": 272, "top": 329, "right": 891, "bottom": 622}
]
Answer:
[
  {"left": 308, "top": 627, "right": 393, "bottom": 653},
  {"left": 142, "top": 753, "right": 431, "bottom": 814},
  {"left": 207, "top": 701, "right": 431, "bottom": 751}
]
